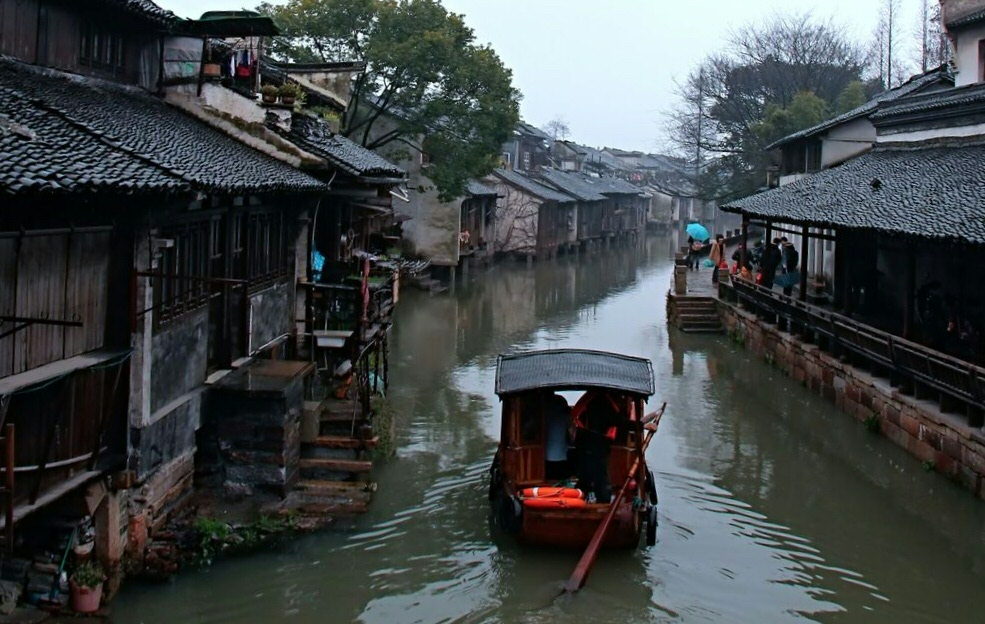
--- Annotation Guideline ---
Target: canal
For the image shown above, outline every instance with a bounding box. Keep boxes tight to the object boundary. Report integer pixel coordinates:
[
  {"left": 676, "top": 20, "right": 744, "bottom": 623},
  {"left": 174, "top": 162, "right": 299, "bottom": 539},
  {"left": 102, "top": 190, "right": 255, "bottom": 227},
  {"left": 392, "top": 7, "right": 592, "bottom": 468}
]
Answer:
[{"left": 113, "top": 234, "right": 985, "bottom": 623}]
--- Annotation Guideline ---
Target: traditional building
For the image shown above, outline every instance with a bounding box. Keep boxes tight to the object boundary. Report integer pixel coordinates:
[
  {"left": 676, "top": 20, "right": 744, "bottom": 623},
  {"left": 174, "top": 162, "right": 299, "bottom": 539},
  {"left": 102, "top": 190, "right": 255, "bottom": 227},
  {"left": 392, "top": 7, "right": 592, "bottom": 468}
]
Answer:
[
  {"left": 715, "top": 0, "right": 985, "bottom": 499},
  {"left": 485, "top": 169, "right": 576, "bottom": 260},
  {"left": 0, "top": 41, "right": 326, "bottom": 592}
]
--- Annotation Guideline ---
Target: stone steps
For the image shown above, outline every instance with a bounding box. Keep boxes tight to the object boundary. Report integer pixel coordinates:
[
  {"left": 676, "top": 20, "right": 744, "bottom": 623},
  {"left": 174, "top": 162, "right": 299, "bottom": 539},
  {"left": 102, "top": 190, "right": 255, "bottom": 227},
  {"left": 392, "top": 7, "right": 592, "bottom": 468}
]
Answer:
[
  {"left": 299, "top": 457, "right": 373, "bottom": 473},
  {"left": 304, "top": 435, "right": 379, "bottom": 450}
]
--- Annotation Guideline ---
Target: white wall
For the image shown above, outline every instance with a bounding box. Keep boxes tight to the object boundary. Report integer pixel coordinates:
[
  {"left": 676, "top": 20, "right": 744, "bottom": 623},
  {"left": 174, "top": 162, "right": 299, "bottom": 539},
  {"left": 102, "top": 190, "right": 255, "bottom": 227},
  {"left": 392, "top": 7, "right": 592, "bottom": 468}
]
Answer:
[
  {"left": 953, "top": 24, "right": 985, "bottom": 86},
  {"left": 821, "top": 118, "right": 876, "bottom": 168}
]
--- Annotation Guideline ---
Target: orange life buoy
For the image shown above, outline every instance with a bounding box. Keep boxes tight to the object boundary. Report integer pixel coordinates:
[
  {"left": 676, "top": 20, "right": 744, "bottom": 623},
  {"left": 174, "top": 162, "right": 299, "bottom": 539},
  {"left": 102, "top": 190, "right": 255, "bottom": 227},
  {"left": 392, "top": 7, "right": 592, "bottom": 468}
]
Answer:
[
  {"left": 520, "top": 487, "right": 583, "bottom": 499},
  {"left": 522, "top": 497, "right": 587, "bottom": 509}
]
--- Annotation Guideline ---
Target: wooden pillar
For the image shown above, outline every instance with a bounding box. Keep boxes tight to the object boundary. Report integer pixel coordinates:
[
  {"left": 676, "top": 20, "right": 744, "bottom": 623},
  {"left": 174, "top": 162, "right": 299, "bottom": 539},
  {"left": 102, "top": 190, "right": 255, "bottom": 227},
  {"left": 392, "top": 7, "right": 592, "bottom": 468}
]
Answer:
[
  {"left": 903, "top": 247, "right": 916, "bottom": 339},
  {"left": 764, "top": 221, "right": 772, "bottom": 243},
  {"left": 799, "top": 225, "right": 809, "bottom": 302},
  {"left": 740, "top": 216, "right": 748, "bottom": 270}
]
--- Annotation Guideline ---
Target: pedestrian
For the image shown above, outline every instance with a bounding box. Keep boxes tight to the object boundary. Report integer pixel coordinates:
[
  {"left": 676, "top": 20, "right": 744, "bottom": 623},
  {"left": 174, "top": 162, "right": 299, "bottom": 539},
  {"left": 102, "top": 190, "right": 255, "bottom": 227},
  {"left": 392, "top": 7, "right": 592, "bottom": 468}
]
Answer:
[
  {"left": 686, "top": 236, "right": 696, "bottom": 271},
  {"left": 760, "top": 237, "right": 782, "bottom": 288},
  {"left": 781, "top": 238, "right": 799, "bottom": 296},
  {"left": 710, "top": 234, "right": 725, "bottom": 283},
  {"left": 544, "top": 393, "right": 571, "bottom": 481},
  {"left": 688, "top": 236, "right": 702, "bottom": 271},
  {"left": 731, "top": 243, "right": 749, "bottom": 272},
  {"left": 750, "top": 240, "right": 764, "bottom": 271}
]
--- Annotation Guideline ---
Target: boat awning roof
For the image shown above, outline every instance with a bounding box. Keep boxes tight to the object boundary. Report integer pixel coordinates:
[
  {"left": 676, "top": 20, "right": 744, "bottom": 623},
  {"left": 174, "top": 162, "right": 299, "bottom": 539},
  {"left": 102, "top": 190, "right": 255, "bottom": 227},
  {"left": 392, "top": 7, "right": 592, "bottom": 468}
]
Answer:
[{"left": 495, "top": 349, "right": 654, "bottom": 396}]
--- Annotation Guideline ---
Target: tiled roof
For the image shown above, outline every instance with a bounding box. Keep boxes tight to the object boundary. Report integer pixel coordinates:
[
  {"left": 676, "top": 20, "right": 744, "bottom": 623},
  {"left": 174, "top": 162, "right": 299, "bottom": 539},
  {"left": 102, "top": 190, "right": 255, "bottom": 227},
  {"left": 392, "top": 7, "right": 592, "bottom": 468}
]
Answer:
[
  {"left": 766, "top": 67, "right": 951, "bottom": 149},
  {"left": 0, "top": 57, "right": 326, "bottom": 196},
  {"left": 100, "top": 0, "right": 177, "bottom": 26},
  {"left": 466, "top": 179, "right": 497, "bottom": 196},
  {"left": 491, "top": 168, "right": 574, "bottom": 203},
  {"left": 287, "top": 115, "right": 404, "bottom": 179},
  {"left": 578, "top": 174, "right": 641, "bottom": 195},
  {"left": 536, "top": 168, "right": 606, "bottom": 202},
  {"left": 722, "top": 140, "right": 985, "bottom": 244},
  {"left": 0, "top": 86, "right": 187, "bottom": 196},
  {"left": 496, "top": 349, "right": 654, "bottom": 396},
  {"left": 946, "top": 8, "right": 985, "bottom": 30},
  {"left": 871, "top": 81, "right": 985, "bottom": 121},
  {"left": 515, "top": 121, "right": 552, "bottom": 142}
]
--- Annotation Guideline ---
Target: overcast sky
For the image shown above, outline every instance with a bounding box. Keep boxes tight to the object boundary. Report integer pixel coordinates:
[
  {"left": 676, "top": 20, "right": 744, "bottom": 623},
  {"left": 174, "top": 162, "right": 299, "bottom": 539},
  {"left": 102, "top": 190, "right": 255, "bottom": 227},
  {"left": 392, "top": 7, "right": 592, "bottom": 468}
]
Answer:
[{"left": 156, "top": 0, "right": 925, "bottom": 153}]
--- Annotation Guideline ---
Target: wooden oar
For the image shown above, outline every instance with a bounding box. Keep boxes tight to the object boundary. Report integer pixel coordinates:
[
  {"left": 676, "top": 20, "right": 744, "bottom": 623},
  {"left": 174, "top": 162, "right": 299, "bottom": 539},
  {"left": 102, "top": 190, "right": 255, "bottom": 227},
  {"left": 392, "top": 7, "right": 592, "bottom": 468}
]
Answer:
[{"left": 564, "top": 403, "right": 666, "bottom": 594}]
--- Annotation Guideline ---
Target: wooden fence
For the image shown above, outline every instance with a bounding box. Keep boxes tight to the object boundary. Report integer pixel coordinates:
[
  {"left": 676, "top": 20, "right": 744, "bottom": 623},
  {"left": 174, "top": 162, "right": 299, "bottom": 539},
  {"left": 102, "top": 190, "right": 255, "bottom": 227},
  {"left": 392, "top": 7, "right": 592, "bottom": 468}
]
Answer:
[{"left": 726, "top": 278, "right": 985, "bottom": 426}]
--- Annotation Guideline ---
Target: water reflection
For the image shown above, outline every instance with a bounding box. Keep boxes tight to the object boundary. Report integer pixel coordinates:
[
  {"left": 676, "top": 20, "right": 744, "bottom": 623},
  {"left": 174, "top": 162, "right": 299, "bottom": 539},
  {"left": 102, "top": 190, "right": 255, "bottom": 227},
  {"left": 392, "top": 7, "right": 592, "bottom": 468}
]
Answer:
[{"left": 112, "top": 234, "right": 985, "bottom": 624}]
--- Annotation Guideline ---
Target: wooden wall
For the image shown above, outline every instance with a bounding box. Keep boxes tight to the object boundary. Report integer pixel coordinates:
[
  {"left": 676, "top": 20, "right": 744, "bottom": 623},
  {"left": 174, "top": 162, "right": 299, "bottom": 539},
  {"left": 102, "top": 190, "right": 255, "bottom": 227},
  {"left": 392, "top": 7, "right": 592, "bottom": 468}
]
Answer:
[
  {"left": 0, "top": 0, "right": 150, "bottom": 84},
  {"left": 0, "top": 229, "right": 110, "bottom": 377}
]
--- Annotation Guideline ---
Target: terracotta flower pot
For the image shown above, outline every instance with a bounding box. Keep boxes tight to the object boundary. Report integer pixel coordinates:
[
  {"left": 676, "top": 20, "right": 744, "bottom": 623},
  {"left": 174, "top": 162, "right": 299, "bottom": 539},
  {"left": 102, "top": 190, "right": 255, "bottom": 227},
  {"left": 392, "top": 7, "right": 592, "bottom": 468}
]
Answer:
[
  {"left": 70, "top": 581, "right": 103, "bottom": 614},
  {"left": 261, "top": 94, "right": 277, "bottom": 104},
  {"left": 280, "top": 95, "right": 296, "bottom": 106}
]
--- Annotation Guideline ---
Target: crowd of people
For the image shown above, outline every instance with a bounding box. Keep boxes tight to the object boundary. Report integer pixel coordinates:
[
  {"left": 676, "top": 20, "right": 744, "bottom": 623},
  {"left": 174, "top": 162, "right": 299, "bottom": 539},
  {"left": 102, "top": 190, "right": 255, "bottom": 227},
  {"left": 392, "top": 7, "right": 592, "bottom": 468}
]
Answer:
[
  {"left": 732, "top": 237, "right": 801, "bottom": 294},
  {"left": 692, "top": 236, "right": 802, "bottom": 294}
]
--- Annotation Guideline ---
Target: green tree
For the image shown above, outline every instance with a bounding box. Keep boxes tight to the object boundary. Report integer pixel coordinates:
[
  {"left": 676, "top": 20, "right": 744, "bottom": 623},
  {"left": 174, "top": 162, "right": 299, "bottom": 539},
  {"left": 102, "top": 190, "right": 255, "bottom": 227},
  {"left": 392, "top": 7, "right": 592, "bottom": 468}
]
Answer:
[
  {"left": 835, "top": 81, "right": 868, "bottom": 114},
  {"left": 751, "top": 91, "right": 829, "bottom": 147},
  {"left": 258, "top": 0, "right": 520, "bottom": 201}
]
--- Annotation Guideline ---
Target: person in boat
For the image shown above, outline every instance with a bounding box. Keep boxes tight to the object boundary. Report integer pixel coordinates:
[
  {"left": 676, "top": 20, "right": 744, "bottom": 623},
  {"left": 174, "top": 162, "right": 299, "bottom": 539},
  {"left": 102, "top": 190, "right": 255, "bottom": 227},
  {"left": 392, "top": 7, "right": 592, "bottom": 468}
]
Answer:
[
  {"left": 572, "top": 391, "right": 621, "bottom": 504},
  {"left": 544, "top": 393, "right": 571, "bottom": 481}
]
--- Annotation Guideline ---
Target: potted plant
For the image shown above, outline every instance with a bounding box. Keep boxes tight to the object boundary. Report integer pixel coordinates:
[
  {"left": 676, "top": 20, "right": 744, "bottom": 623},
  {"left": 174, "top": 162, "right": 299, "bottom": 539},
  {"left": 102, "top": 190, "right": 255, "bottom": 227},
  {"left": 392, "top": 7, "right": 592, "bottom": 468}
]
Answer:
[
  {"left": 70, "top": 561, "right": 105, "bottom": 614},
  {"left": 278, "top": 83, "right": 299, "bottom": 106},
  {"left": 260, "top": 84, "right": 279, "bottom": 104}
]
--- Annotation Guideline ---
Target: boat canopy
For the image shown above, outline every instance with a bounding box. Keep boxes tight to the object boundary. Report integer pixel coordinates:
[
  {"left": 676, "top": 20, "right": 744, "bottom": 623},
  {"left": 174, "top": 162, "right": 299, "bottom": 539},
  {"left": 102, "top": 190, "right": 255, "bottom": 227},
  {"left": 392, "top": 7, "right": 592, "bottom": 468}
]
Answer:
[{"left": 495, "top": 349, "right": 654, "bottom": 397}]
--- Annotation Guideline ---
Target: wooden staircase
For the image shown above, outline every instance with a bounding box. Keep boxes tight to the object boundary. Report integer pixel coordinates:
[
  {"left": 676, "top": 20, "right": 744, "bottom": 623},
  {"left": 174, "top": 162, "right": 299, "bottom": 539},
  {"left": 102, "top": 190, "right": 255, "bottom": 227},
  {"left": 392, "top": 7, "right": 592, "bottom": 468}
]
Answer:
[
  {"left": 670, "top": 296, "right": 723, "bottom": 333},
  {"left": 283, "top": 399, "right": 378, "bottom": 516}
]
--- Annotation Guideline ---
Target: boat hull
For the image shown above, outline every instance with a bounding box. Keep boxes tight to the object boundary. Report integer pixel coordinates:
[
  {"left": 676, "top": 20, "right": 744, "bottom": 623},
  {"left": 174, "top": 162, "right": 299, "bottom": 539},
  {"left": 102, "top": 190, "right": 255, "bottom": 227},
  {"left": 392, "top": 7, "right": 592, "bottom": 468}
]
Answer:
[
  {"left": 518, "top": 501, "right": 641, "bottom": 549},
  {"left": 493, "top": 489, "right": 644, "bottom": 549}
]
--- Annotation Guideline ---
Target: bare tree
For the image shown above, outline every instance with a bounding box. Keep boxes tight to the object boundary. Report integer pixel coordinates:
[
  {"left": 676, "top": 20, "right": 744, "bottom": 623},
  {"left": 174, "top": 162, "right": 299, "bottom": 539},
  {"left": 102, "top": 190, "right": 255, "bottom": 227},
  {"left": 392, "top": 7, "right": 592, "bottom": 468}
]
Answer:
[
  {"left": 664, "top": 12, "right": 866, "bottom": 199},
  {"left": 915, "top": 0, "right": 951, "bottom": 71},
  {"left": 543, "top": 117, "right": 571, "bottom": 142},
  {"left": 873, "top": 0, "right": 914, "bottom": 88},
  {"left": 494, "top": 186, "right": 540, "bottom": 255}
]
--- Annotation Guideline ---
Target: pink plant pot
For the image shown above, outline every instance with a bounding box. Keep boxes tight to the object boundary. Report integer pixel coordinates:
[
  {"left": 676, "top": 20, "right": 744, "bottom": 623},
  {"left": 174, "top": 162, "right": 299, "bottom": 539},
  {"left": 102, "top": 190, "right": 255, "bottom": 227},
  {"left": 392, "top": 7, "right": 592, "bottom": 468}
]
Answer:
[{"left": 70, "top": 581, "right": 103, "bottom": 613}]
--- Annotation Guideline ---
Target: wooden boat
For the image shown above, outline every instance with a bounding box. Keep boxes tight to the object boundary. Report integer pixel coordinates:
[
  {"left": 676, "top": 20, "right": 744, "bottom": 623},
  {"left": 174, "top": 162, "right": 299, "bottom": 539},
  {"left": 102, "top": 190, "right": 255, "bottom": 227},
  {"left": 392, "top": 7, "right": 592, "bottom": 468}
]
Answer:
[{"left": 488, "top": 349, "right": 659, "bottom": 549}]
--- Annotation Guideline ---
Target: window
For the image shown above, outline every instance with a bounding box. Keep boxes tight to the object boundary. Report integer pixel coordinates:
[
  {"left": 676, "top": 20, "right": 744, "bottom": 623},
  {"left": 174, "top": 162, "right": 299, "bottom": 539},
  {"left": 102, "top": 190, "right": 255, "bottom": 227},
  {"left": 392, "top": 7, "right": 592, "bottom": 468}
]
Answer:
[
  {"left": 154, "top": 221, "right": 211, "bottom": 323},
  {"left": 246, "top": 212, "right": 287, "bottom": 288},
  {"left": 806, "top": 140, "right": 822, "bottom": 172},
  {"left": 979, "top": 39, "right": 985, "bottom": 82},
  {"left": 79, "top": 21, "right": 126, "bottom": 72}
]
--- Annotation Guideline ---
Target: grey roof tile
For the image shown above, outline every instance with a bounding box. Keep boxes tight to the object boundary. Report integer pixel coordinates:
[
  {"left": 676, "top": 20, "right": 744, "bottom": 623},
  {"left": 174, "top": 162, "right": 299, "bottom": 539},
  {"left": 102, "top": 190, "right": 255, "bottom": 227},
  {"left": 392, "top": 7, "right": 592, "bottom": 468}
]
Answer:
[
  {"left": 0, "top": 57, "right": 326, "bottom": 196},
  {"left": 536, "top": 168, "right": 607, "bottom": 202},
  {"left": 871, "top": 81, "right": 985, "bottom": 121},
  {"left": 946, "top": 8, "right": 985, "bottom": 30},
  {"left": 466, "top": 179, "right": 497, "bottom": 196},
  {"left": 287, "top": 115, "right": 404, "bottom": 179},
  {"left": 0, "top": 86, "right": 186, "bottom": 196},
  {"left": 491, "top": 168, "right": 575, "bottom": 203},
  {"left": 496, "top": 349, "right": 654, "bottom": 396},
  {"left": 722, "top": 140, "right": 985, "bottom": 244},
  {"left": 99, "top": 0, "right": 176, "bottom": 26}
]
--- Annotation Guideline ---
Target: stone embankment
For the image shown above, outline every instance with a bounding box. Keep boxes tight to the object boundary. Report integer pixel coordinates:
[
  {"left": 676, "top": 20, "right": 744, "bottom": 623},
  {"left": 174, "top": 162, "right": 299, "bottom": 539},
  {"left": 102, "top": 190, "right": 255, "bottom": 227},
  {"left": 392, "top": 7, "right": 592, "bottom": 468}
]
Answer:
[{"left": 721, "top": 304, "right": 985, "bottom": 499}]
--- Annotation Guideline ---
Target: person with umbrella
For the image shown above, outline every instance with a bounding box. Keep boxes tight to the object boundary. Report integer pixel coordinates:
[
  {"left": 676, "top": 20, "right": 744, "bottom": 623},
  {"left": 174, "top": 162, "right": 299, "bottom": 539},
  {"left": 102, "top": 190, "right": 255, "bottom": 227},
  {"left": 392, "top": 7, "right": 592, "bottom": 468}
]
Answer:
[{"left": 685, "top": 223, "right": 709, "bottom": 272}]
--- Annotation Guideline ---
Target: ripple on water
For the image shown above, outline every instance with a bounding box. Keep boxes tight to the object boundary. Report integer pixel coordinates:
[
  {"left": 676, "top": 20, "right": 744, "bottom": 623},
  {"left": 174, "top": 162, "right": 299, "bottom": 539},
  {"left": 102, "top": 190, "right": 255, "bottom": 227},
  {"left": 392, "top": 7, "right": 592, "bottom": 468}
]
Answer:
[{"left": 650, "top": 470, "right": 880, "bottom": 621}]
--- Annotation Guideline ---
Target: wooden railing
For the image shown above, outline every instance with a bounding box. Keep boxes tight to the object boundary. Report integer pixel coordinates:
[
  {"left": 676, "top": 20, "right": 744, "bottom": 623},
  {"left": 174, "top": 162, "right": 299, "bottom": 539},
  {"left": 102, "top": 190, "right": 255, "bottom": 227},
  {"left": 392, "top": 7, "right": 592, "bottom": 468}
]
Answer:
[{"left": 726, "top": 277, "right": 985, "bottom": 426}]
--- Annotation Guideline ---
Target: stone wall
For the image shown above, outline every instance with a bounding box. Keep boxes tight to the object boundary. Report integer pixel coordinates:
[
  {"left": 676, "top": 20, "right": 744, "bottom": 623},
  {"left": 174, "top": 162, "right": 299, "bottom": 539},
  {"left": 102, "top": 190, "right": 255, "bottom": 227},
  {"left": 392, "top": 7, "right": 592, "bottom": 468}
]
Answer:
[
  {"left": 199, "top": 361, "right": 308, "bottom": 497},
  {"left": 720, "top": 303, "right": 985, "bottom": 500}
]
